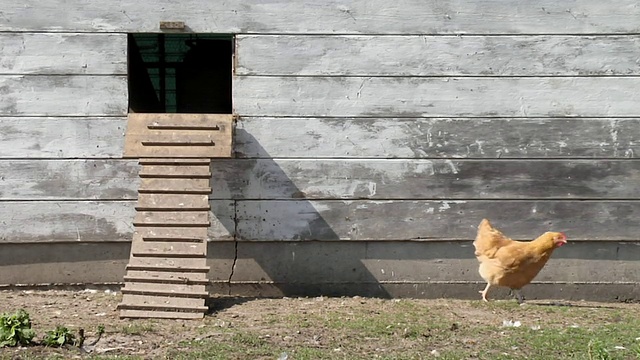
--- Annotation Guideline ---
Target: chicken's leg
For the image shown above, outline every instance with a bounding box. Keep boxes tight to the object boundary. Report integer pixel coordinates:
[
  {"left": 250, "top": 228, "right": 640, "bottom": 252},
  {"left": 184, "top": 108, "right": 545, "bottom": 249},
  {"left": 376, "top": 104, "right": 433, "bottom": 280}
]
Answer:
[
  {"left": 513, "top": 289, "right": 525, "bottom": 304},
  {"left": 479, "top": 283, "right": 491, "bottom": 302}
]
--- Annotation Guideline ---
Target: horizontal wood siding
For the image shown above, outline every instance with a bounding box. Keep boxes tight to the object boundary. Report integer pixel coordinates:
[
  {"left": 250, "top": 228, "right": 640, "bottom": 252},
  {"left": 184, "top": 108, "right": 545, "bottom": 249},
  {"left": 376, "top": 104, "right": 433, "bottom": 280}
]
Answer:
[
  {"left": 233, "top": 77, "right": 640, "bottom": 117},
  {"left": 0, "top": 0, "right": 638, "bottom": 34},
  {"left": 0, "top": 160, "right": 138, "bottom": 200},
  {"left": 236, "top": 117, "right": 639, "bottom": 159},
  {"left": 4, "top": 241, "right": 638, "bottom": 302},
  {"left": 209, "top": 159, "right": 640, "bottom": 200},
  {"left": 0, "top": 33, "right": 127, "bottom": 75},
  {"left": 237, "top": 35, "right": 640, "bottom": 76},
  {"left": 0, "top": 75, "right": 127, "bottom": 116},
  {"left": 0, "top": 117, "right": 126, "bottom": 158},
  {"left": 236, "top": 200, "right": 640, "bottom": 241},
  {"left": 0, "top": 201, "right": 234, "bottom": 243},
  {"left": 2, "top": 0, "right": 640, "bottom": 296},
  {"left": 8, "top": 158, "right": 640, "bottom": 201}
]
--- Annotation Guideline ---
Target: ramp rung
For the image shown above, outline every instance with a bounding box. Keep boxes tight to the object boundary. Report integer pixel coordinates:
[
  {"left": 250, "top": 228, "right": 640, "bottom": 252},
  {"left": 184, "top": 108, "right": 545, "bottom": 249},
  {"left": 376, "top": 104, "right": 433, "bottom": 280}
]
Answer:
[
  {"left": 118, "top": 303, "right": 208, "bottom": 312},
  {"left": 121, "top": 289, "right": 208, "bottom": 299},
  {"left": 119, "top": 309, "right": 204, "bottom": 319},
  {"left": 126, "top": 264, "right": 209, "bottom": 273},
  {"left": 142, "top": 237, "right": 205, "bottom": 243},
  {"left": 123, "top": 275, "right": 209, "bottom": 285},
  {"left": 119, "top": 294, "right": 207, "bottom": 310},
  {"left": 132, "top": 252, "right": 206, "bottom": 258},
  {"left": 139, "top": 158, "right": 212, "bottom": 165}
]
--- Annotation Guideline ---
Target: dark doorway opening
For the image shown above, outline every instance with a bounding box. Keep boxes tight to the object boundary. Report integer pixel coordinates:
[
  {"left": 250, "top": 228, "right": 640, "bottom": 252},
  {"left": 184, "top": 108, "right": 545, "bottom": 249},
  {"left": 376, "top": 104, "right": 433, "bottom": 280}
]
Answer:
[{"left": 128, "top": 34, "right": 233, "bottom": 114}]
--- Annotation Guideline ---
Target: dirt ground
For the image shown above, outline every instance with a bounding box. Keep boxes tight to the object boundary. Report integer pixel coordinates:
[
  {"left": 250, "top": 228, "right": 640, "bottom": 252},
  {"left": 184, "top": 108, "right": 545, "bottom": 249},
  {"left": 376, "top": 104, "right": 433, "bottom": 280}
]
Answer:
[{"left": 0, "top": 289, "right": 638, "bottom": 359}]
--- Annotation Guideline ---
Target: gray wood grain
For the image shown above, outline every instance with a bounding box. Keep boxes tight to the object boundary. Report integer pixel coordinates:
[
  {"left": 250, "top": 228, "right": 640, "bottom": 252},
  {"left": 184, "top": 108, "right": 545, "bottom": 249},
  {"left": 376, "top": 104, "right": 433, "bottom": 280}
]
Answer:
[
  {"left": 0, "top": 160, "right": 138, "bottom": 200},
  {"left": 236, "top": 200, "right": 640, "bottom": 241},
  {"left": 236, "top": 117, "right": 639, "bottom": 158},
  {"left": 0, "top": 200, "right": 235, "bottom": 243},
  {"left": 230, "top": 241, "right": 640, "bottom": 284},
  {"left": 1, "top": 0, "right": 638, "bottom": 34},
  {"left": 0, "top": 33, "right": 127, "bottom": 75},
  {"left": 210, "top": 159, "right": 640, "bottom": 200},
  {"left": 0, "top": 76, "right": 127, "bottom": 116},
  {"left": 233, "top": 77, "right": 640, "bottom": 117},
  {"left": 0, "top": 117, "right": 127, "bottom": 158},
  {"left": 237, "top": 35, "right": 640, "bottom": 76},
  {"left": 0, "top": 201, "right": 135, "bottom": 243}
]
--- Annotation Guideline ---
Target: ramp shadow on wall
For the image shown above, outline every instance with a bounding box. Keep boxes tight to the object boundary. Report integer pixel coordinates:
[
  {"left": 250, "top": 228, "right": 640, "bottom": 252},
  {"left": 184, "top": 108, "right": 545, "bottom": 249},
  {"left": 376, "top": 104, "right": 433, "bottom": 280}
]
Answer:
[{"left": 209, "top": 129, "right": 394, "bottom": 299}]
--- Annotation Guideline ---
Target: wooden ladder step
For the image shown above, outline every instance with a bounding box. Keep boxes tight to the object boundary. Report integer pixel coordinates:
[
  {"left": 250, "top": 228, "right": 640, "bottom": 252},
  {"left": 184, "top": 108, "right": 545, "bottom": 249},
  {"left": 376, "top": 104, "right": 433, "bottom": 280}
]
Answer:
[
  {"left": 126, "top": 264, "right": 210, "bottom": 273},
  {"left": 123, "top": 275, "right": 210, "bottom": 285},
  {"left": 133, "top": 211, "right": 210, "bottom": 227},
  {"left": 136, "top": 194, "right": 210, "bottom": 211},
  {"left": 132, "top": 252, "right": 206, "bottom": 258},
  {"left": 123, "top": 114, "right": 233, "bottom": 159},
  {"left": 122, "top": 283, "right": 208, "bottom": 298},
  {"left": 139, "top": 165, "right": 211, "bottom": 178},
  {"left": 134, "top": 226, "right": 208, "bottom": 241},
  {"left": 139, "top": 158, "right": 212, "bottom": 165},
  {"left": 132, "top": 239, "right": 206, "bottom": 256},
  {"left": 119, "top": 309, "right": 205, "bottom": 319},
  {"left": 128, "top": 255, "right": 207, "bottom": 267},
  {"left": 139, "top": 178, "right": 211, "bottom": 194},
  {"left": 119, "top": 294, "right": 208, "bottom": 310}
]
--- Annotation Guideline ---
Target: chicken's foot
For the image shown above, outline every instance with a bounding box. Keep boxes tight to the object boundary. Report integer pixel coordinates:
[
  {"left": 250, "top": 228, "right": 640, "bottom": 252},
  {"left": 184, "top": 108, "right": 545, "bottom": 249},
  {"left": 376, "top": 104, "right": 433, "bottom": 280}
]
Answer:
[
  {"left": 479, "top": 283, "right": 491, "bottom": 302},
  {"left": 513, "top": 289, "right": 525, "bottom": 304}
]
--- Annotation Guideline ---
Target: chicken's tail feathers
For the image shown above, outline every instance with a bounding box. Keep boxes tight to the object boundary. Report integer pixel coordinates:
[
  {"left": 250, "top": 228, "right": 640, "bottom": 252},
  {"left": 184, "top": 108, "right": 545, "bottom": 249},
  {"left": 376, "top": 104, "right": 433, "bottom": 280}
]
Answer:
[
  {"left": 473, "top": 218, "right": 511, "bottom": 257},
  {"left": 478, "top": 218, "right": 493, "bottom": 230}
]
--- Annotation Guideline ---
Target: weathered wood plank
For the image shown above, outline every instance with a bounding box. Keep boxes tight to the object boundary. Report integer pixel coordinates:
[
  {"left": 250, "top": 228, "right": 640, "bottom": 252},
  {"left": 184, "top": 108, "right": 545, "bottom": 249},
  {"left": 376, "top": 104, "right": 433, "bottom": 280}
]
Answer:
[
  {"left": 234, "top": 77, "right": 640, "bottom": 117},
  {"left": 0, "top": 201, "right": 135, "bottom": 243},
  {"left": 210, "top": 159, "right": 640, "bottom": 200},
  {"left": 124, "top": 114, "right": 233, "bottom": 159},
  {"left": 139, "top": 158, "right": 212, "bottom": 165},
  {"left": 0, "top": 242, "right": 130, "bottom": 284},
  {"left": 230, "top": 241, "right": 640, "bottom": 284},
  {"left": 0, "top": 117, "right": 127, "bottom": 158},
  {"left": 139, "top": 165, "right": 211, "bottom": 178},
  {"left": 0, "top": 200, "right": 233, "bottom": 243},
  {"left": 1, "top": 241, "right": 638, "bottom": 300},
  {"left": 237, "top": 35, "right": 640, "bottom": 76},
  {"left": 124, "top": 270, "right": 209, "bottom": 285},
  {"left": 133, "top": 211, "right": 209, "bottom": 227},
  {"left": 1, "top": 0, "right": 638, "bottom": 34},
  {"left": 139, "top": 178, "right": 211, "bottom": 194},
  {"left": 122, "top": 282, "right": 208, "bottom": 297},
  {"left": 136, "top": 194, "right": 210, "bottom": 211},
  {"left": 0, "top": 160, "right": 138, "bottom": 200},
  {"left": 118, "top": 309, "right": 204, "bottom": 319},
  {"left": 0, "top": 241, "right": 235, "bottom": 284},
  {"left": 118, "top": 294, "right": 206, "bottom": 310},
  {"left": 236, "top": 200, "right": 640, "bottom": 241},
  {"left": 0, "top": 76, "right": 127, "bottom": 116},
  {"left": 236, "top": 117, "right": 640, "bottom": 158},
  {"left": 131, "top": 240, "right": 206, "bottom": 257},
  {"left": 0, "top": 33, "right": 126, "bottom": 75},
  {"left": 128, "top": 256, "right": 208, "bottom": 270},
  {"left": 134, "top": 227, "right": 208, "bottom": 241}
]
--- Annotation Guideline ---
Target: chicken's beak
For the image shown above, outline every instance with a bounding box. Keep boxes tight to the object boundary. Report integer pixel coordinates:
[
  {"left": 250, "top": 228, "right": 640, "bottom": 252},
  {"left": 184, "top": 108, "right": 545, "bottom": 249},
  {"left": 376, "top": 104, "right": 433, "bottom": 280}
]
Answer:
[{"left": 557, "top": 233, "right": 567, "bottom": 247}]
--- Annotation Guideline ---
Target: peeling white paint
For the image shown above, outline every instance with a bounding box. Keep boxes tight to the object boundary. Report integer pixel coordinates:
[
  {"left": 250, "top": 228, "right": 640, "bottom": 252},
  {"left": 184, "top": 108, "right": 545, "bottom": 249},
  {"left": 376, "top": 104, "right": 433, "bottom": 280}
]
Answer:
[
  {"left": 438, "top": 202, "right": 450, "bottom": 212},
  {"left": 367, "top": 181, "right": 377, "bottom": 196},
  {"left": 444, "top": 160, "right": 459, "bottom": 174}
]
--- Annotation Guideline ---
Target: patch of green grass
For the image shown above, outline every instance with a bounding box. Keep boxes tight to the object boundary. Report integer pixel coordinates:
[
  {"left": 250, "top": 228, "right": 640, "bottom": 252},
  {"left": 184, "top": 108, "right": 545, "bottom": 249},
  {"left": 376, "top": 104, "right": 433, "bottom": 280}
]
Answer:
[{"left": 120, "top": 322, "right": 156, "bottom": 335}]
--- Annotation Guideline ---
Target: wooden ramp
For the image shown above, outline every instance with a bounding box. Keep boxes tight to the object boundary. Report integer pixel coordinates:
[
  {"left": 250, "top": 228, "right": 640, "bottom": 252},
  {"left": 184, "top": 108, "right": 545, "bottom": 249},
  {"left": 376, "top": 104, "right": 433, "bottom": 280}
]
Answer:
[{"left": 118, "top": 114, "right": 233, "bottom": 319}]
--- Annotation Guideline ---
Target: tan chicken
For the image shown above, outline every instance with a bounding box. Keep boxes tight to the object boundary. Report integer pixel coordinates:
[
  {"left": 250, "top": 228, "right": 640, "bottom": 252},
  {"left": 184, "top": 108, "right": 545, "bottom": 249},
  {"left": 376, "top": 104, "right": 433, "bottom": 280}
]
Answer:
[{"left": 473, "top": 219, "right": 567, "bottom": 303}]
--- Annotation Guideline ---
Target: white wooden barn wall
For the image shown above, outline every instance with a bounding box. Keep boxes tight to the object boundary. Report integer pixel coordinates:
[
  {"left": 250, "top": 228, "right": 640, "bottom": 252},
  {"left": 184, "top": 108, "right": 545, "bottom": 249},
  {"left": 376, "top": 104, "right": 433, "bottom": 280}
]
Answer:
[{"left": 0, "top": 0, "right": 639, "bottom": 296}]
